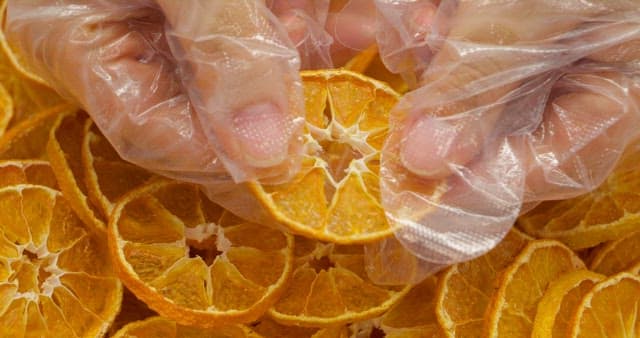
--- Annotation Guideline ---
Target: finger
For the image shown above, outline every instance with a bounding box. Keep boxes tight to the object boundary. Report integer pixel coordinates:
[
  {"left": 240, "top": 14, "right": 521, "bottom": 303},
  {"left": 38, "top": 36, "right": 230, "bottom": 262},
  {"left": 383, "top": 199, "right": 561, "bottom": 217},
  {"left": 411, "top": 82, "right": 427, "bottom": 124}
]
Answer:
[
  {"left": 325, "top": 0, "right": 377, "bottom": 66},
  {"left": 5, "top": 1, "right": 222, "bottom": 181},
  {"left": 156, "top": 0, "right": 305, "bottom": 182}
]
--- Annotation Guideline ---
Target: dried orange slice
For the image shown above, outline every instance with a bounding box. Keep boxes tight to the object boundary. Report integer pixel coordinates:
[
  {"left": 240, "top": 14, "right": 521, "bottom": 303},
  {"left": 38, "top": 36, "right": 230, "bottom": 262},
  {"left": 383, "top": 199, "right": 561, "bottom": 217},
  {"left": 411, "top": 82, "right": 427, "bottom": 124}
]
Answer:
[
  {"left": 344, "top": 45, "right": 409, "bottom": 94},
  {"left": 518, "top": 146, "right": 640, "bottom": 250},
  {"left": 253, "top": 317, "right": 348, "bottom": 338},
  {"left": 107, "top": 288, "right": 157, "bottom": 337},
  {"left": 109, "top": 180, "right": 294, "bottom": 327},
  {"left": 0, "top": 82, "right": 12, "bottom": 136},
  {"left": 81, "top": 119, "right": 155, "bottom": 218},
  {"left": 0, "top": 103, "right": 73, "bottom": 160},
  {"left": 532, "top": 270, "right": 604, "bottom": 338},
  {"left": 111, "top": 316, "right": 261, "bottom": 338},
  {"left": 269, "top": 236, "right": 411, "bottom": 327},
  {"left": 484, "top": 240, "right": 585, "bottom": 338},
  {"left": 0, "top": 184, "right": 121, "bottom": 337},
  {"left": 47, "top": 111, "right": 105, "bottom": 232},
  {"left": 0, "top": 160, "right": 56, "bottom": 189},
  {"left": 380, "top": 277, "right": 447, "bottom": 338},
  {"left": 215, "top": 70, "right": 434, "bottom": 244},
  {"left": 568, "top": 272, "right": 640, "bottom": 337},
  {"left": 436, "top": 230, "right": 531, "bottom": 338},
  {"left": 589, "top": 229, "right": 640, "bottom": 276}
]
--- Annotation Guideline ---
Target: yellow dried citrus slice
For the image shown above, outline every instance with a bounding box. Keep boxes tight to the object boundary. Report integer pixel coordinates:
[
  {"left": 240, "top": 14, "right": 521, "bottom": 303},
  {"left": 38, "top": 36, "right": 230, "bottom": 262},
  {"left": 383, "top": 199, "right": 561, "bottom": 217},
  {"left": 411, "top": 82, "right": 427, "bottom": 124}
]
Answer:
[
  {"left": 518, "top": 147, "right": 640, "bottom": 250},
  {"left": 216, "top": 70, "right": 438, "bottom": 244},
  {"left": 0, "top": 184, "right": 122, "bottom": 337},
  {"left": 109, "top": 180, "right": 294, "bottom": 327},
  {"left": 112, "top": 316, "right": 261, "bottom": 338},
  {"left": 532, "top": 270, "right": 604, "bottom": 338},
  {"left": 81, "top": 119, "right": 155, "bottom": 218},
  {"left": 589, "top": 229, "right": 640, "bottom": 276},
  {"left": 484, "top": 240, "right": 585, "bottom": 338},
  {"left": 253, "top": 317, "right": 348, "bottom": 338},
  {"left": 47, "top": 111, "right": 105, "bottom": 232},
  {"left": 380, "top": 277, "right": 447, "bottom": 338},
  {"left": 568, "top": 272, "right": 640, "bottom": 337},
  {"left": 344, "top": 45, "right": 409, "bottom": 94},
  {"left": 0, "top": 160, "right": 56, "bottom": 189},
  {"left": 436, "top": 230, "right": 531, "bottom": 338},
  {"left": 0, "top": 103, "right": 73, "bottom": 160},
  {"left": 269, "top": 236, "right": 411, "bottom": 327},
  {"left": 107, "top": 288, "right": 157, "bottom": 337},
  {"left": 0, "top": 82, "right": 12, "bottom": 136}
]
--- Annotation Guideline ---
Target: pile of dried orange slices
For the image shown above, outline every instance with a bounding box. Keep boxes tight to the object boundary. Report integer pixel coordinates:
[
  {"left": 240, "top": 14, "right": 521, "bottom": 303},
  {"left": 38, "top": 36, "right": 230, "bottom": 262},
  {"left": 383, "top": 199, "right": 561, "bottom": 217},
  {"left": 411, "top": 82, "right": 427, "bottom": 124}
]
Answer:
[{"left": 0, "top": 27, "right": 638, "bottom": 338}]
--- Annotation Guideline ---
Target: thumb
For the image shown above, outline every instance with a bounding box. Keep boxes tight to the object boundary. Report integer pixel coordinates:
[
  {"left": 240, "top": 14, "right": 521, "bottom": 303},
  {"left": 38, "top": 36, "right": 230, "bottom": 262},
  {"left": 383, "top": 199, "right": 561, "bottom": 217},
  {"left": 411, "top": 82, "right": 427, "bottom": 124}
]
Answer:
[{"left": 156, "top": 0, "right": 305, "bottom": 183}]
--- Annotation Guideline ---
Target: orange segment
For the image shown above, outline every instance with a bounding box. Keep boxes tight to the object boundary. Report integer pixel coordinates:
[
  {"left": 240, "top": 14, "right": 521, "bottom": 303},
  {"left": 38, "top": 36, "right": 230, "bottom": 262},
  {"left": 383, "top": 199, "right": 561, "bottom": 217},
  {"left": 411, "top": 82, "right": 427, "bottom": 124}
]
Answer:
[
  {"left": 111, "top": 316, "right": 261, "bottom": 338},
  {"left": 568, "top": 272, "right": 640, "bottom": 337},
  {"left": 109, "top": 180, "right": 293, "bottom": 327},
  {"left": 532, "top": 270, "right": 604, "bottom": 338},
  {"left": 0, "top": 160, "right": 56, "bottom": 189},
  {"left": 589, "top": 229, "right": 640, "bottom": 275},
  {"left": 214, "top": 70, "right": 441, "bottom": 244},
  {"left": 518, "top": 146, "right": 640, "bottom": 250},
  {"left": 436, "top": 230, "right": 531, "bottom": 337},
  {"left": 484, "top": 240, "right": 585, "bottom": 338},
  {"left": 47, "top": 111, "right": 105, "bottom": 232},
  {"left": 81, "top": 120, "right": 155, "bottom": 218},
  {"left": 0, "top": 184, "right": 121, "bottom": 337},
  {"left": 269, "top": 237, "right": 411, "bottom": 327},
  {"left": 381, "top": 277, "right": 447, "bottom": 338}
]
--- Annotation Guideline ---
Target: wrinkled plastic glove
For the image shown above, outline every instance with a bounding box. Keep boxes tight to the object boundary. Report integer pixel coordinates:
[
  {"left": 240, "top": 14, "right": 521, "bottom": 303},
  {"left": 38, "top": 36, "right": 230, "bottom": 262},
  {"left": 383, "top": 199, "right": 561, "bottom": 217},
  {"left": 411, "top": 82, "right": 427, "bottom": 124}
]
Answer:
[
  {"left": 5, "top": 0, "right": 306, "bottom": 185},
  {"left": 373, "top": 0, "right": 640, "bottom": 281}
]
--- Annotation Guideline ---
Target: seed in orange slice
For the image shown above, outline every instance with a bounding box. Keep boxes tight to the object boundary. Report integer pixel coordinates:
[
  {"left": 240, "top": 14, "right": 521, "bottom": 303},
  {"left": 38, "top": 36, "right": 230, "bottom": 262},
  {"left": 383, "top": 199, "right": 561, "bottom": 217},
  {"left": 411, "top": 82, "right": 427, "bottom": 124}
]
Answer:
[
  {"left": 47, "top": 111, "right": 105, "bottom": 232},
  {"left": 568, "top": 272, "right": 640, "bottom": 337},
  {"left": 0, "top": 159, "right": 56, "bottom": 189},
  {"left": 589, "top": 229, "right": 640, "bottom": 276},
  {"left": 111, "top": 316, "right": 261, "bottom": 338},
  {"left": 518, "top": 146, "right": 640, "bottom": 250},
  {"left": 212, "top": 69, "right": 439, "bottom": 244},
  {"left": 253, "top": 317, "right": 348, "bottom": 338},
  {"left": 109, "top": 180, "right": 294, "bottom": 327},
  {"left": 436, "top": 229, "right": 531, "bottom": 338},
  {"left": 0, "top": 184, "right": 122, "bottom": 337},
  {"left": 380, "top": 276, "right": 447, "bottom": 338},
  {"left": 532, "top": 270, "right": 604, "bottom": 338},
  {"left": 81, "top": 119, "right": 155, "bottom": 219},
  {"left": 269, "top": 236, "right": 411, "bottom": 327},
  {"left": 484, "top": 240, "right": 585, "bottom": 338},
  {"left": 0, "top": 103, "right": 73, "bottom": 160}
]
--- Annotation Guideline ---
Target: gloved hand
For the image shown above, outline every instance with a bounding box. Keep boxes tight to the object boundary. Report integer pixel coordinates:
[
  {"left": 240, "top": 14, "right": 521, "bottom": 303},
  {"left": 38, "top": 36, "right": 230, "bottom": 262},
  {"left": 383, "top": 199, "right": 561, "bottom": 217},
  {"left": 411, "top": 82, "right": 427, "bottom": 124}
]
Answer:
[
  {"left": 5, "top": 0, "right": 311, "bottom": 184},
  {"left": 373, "top": 0, "right": 640, "bottom": 277}
]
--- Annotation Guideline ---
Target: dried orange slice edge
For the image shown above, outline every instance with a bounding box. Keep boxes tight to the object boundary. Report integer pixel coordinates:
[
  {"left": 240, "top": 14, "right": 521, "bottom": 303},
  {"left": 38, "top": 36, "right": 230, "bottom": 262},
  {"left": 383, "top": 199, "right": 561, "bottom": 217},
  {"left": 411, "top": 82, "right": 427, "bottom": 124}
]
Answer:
[
  {"left": 589, "top": 229, "right": 640, "bottom": 276},
  {"left": 111, "top": 316, "right": 261, "bottom": 338}
]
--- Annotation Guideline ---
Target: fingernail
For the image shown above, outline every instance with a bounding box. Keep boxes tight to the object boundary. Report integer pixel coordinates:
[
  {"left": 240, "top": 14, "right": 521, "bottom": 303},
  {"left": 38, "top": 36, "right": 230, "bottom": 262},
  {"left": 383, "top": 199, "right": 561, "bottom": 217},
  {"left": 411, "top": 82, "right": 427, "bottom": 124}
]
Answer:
[
  {"left": 400, "top": 116, "right": 455, "bottom": 178},
  {"left": 231, "top": 101, "right": 292, "bottom": 168}
]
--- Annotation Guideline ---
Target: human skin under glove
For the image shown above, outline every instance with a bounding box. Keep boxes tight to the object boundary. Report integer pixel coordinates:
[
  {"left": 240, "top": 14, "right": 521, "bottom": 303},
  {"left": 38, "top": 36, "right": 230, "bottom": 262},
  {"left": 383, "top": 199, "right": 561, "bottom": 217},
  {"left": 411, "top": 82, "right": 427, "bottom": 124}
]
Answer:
[{"left": 6, "top": 0, "right": 640, "bottom": 278}]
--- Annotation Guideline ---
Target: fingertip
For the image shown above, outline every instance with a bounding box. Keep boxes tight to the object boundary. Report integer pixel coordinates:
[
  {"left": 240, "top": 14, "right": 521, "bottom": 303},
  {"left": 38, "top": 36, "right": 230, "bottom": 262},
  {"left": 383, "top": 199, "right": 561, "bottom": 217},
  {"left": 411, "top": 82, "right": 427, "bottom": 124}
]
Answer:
[{"left": 400, "top": 116, "right": 454, "bottom": 179}]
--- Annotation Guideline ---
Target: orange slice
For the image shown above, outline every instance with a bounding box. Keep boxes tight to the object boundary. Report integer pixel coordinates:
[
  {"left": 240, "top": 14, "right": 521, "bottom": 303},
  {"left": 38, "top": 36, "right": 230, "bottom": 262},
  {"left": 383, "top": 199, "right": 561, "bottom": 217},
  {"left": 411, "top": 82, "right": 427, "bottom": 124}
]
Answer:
[
  {"left": 0, "top": 81, "right": 12, "bottom": 136},
  {"left": 568, "top": 272, "right": 640, "bottom": 337},
  {"left": 436, "top": 230, "right": 531, "bottom": 338},
  {"left": 532, "top": 270, "right": 604, "bottom": 338},
  {"left": 107, "top": 288, "right": 157, "bottom": 337},
  {"left": 215, "top": 70, "right": 436, "bottom": 244},
  {"left": 108, "top": 180, "right": 294, "bottom": 327},
  {"left": 0, "top": 103, "right": 73, "bottom": 160},
  {"left": 47, "top": 111, "right": 105, "bottom": 232},
  {"left": 0, "top": 184, "right": 121, "bottom": 337},
  {"left": 253, "top": 317, "right": 348, "bottom": 338},
  {"left": 484, "top": 240, "right": 585, "bottom": 338},
  {"left": 380, "top": 277, "right": 447, "bottom": 338},
  {"left": 269, "top": 236, "right": 411, "bottom": 327},
  {"left": 0, "top": 160, "right": 57, "bottom": 189},
  {"left": 518, "top": 147, "right": 640, "bottom": 250},
  {"left": 81, "top": 119, "right": 155, "bottom": 218},
  {"left": 589, "top": 229, "right": 640, "bottom": 276},
  {"left": 111, "top": 316, "right": 261, "bottom": 338}
]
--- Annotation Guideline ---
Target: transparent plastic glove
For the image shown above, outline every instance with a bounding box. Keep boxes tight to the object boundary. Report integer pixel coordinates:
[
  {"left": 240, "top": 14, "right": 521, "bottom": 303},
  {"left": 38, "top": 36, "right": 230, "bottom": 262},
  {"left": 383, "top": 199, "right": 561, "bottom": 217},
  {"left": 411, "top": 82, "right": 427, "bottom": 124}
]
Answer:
[
  {"left": 5, "top": 0, "right": 305, "bottom": 184},
  {"left": 376, "top": 0, "right": 640, "bottom": 279}
]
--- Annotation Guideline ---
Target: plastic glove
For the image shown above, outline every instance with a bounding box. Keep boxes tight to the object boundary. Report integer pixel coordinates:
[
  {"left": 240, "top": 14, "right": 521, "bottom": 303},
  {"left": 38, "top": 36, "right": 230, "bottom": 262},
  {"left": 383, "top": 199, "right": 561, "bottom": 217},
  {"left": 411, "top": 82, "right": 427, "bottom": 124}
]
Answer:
[
  {"left": 5, "top": 0, "right": 305, "bottom": 184},
  {"left": 373, "top": 0, "right": 640, "bottom": 279}
]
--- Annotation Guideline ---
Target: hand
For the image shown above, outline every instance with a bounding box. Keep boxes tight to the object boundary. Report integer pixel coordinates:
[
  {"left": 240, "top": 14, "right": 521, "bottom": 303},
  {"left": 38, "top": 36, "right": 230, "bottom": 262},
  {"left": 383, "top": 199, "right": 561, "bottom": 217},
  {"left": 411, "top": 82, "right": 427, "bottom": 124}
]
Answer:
[
  {"left": 376, "top": 0, "right": 640, "bottom": 266},
  {"left": 5, "top": 0, "right": 308, "bottom": 184}
]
